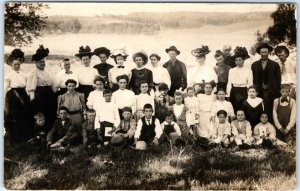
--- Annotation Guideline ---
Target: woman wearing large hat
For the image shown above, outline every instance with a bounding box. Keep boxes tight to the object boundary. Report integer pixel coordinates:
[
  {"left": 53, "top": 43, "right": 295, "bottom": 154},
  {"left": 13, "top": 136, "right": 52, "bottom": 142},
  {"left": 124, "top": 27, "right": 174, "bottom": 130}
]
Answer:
[
  {"left": 226, "top": 46, "right": 253, "bottom": 112},
  {"left": 108, "top": 48, "right": 131, "bottom": 92},
  {"left": 93, "top": 47, "right": 114, "bottom": 86},
  {"left": 163, "top": 46, "right": 187, "bottom": 96},
  {"left": 187, "top": 45, "right": 218, "bottom": 94},
  {"left": 129, "top": 51, "right": 154, "bottom": 95},
  {"left": 251, "top": 43, "right": 281, "bottom": 119},
  {"left": 4, "top": 49, "right": 32, "bottom": 142},
  {"left": 27, "top": 45, "right": 56, "bottom": 128},
  {"left": 74, "top": 45, "right": 99, "bottom": 102}
]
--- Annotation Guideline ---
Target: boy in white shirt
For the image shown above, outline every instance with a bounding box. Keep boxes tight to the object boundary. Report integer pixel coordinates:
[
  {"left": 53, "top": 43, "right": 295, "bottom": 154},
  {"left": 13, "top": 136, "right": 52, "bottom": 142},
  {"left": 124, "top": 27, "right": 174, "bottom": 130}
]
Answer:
[
  {"left": 253, "top": 113, "right": 276, "bottom": 149},
  {"left": 135, "top": 81, "right": 155, "bottom": 122}
]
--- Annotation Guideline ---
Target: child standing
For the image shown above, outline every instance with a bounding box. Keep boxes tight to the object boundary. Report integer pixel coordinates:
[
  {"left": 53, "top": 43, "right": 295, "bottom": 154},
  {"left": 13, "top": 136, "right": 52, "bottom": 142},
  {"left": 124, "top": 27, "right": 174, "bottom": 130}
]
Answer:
[
  {"left": 47, "top": 107, "right": 80, "bottom": 149},
  {"left": 111, "top": 107, "right": 137, "bottom": 147},
  {"left": 172, "top": 91, "right": 189, "bottom": 140},
  {"left": 134, "top": 104, "right": 162, "bottom": 150},
  {"left": 273, "top": 84, "right": 296, "bottom": 144},
  {"left": 95, "top": 89, "right": 120, "bottom": 145},
  {"left": 112, "top": 75, "right": 136, "bottom": 119},
  {"left": 28, "top": 113, "right": 48, "bottom": 149},
  {"left": 253, "top": 113, "right": 277, "bottom": 148},
  {"left": 135, "top": 81, "right": 155, "bottom": 122},
  {"left": 242, "top": 86, "right": 264, "bottom": 128},
  {"left": 184, "top": 87, "right": 199, "bottom": 138},
  {"left": 197, "top": 82, "right": 216, "bottom": 139},
  {"left": 82, "top": 109, "right": 102, "bottom": 148},
  {"left": 154, "top": 83, "right": 175, "bottom": 123},
  {"left": 210, "top": 88, "right": 235, "bottom": 123},
  {"left": 231, "top": 109, "right": 253, "bottom": 148},
  {"left": 211, "top": 110, "right": 231, "bottom": 147},
  {"left": 86, "top": 77, "right": 105, "bottom": 110}
]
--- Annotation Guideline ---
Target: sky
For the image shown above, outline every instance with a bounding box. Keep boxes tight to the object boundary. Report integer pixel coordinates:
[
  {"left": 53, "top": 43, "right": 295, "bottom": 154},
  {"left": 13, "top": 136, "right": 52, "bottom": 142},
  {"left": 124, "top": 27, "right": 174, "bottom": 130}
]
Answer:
[{"left": 43, "top": 3, "right": 278, "bottom": 16}]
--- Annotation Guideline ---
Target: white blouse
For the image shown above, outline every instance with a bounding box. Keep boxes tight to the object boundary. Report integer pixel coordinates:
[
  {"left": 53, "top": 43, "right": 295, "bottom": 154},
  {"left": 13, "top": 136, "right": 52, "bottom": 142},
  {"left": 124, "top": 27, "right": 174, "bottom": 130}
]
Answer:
[
  {"left": 112, "top": 89, "right": 136, "bottom": 113},
  {"left": 4, "top": 70, "right": 27, "bottom": 94},
  {"left": 87, "top": 90, "right": 105, "bottom": 109},
  {"left": 135, "top": 93, "right": 155, "bottom": 111},
  {"left": 227, "top": 67, "right": 253, "bottom": 94},
  {"left": 197, "top": 94, "right": 216, "bottom": 112},
  {"left": 187, "top": 64, "right": 218, "bottom": 87},
  {"left": 150, "top": 66, "right": 171, "bottom": 88},
  {"left": 108, "top": 66, "right": 131, "bottom": 84},
  {"left": 53, "top": 70, "right": 79, "bottom": 89},
  {"left": 75, "top": 66, "right": 99, "bottom": 85}
]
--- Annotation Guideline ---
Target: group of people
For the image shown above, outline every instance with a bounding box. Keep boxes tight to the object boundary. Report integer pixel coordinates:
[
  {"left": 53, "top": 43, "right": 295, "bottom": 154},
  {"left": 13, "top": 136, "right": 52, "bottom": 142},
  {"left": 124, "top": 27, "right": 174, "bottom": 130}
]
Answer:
[{"left": 4, "top": 43, "right": 296, "bottom": 151}]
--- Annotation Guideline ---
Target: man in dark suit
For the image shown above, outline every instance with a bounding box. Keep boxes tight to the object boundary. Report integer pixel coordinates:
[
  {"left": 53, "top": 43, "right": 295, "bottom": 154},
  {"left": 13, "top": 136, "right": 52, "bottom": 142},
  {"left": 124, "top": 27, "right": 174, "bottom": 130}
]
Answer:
[
  {"left": 163, "top": 46, "right": 187, "bottom": 96},
  {"left": 251, "top": 43, "right": 281, "bottom": 121}
]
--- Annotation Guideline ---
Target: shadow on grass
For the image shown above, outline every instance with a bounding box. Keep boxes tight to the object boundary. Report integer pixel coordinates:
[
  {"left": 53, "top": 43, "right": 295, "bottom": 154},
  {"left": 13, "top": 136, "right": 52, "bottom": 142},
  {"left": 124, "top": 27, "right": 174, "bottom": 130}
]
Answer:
[{"left": 4, "top": 142, "right": 296, "bottom": 190}]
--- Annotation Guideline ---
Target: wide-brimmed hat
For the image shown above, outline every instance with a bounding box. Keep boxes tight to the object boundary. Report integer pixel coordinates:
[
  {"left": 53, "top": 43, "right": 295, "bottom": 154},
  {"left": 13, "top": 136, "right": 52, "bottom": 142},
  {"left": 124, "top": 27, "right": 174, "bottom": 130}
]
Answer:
[
  {"left": 75, "top": 46, "right": 94, "bottom": 59},
  {"left": 165, "top": 46, "right": 180, "bottom": 55},
  {"left": 110, "top": 48, "right": 129, "bottom": 59},
  {"left": 191, "top": 45, "right": 210, "bottom": 57},
  {"left": 274, "top": 45, "right": 290, "bottom": 57},
  {"left": 94, "top": 47, "right": 111, "bottom": 58},
  {"left": 232, "top": 46, "right": 250, "bottom": 60},
  {"left": 32, "top": 45, "right": 49, "bottom": 62},
  {"left": 132, "top": 51, "right": 148, "bottom": 65},
  {"left": 7, "top": 49, "right": 25, "bottom": 65},
  {"left": 256, "top": 43, "right": 273, "bottom": 54}
]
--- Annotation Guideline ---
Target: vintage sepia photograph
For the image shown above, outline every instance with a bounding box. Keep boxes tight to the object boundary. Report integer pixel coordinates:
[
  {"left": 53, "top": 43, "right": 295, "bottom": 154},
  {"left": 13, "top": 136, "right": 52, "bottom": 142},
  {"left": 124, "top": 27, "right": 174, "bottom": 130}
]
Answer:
[{"left": 3, "top": 2, "right": 296, "bottom": 190}]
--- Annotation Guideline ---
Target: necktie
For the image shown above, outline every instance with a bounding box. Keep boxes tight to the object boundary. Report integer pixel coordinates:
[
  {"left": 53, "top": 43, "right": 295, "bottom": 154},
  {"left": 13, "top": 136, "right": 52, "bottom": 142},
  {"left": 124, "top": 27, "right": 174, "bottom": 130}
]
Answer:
[
  {"left": 281, "top": 63, "right": 287, "bottom": 75},
  {"left": 117, "top": 66, "right": 124, "bottom": 69},
  {"left": 281, "top": 97, "right": 288, "bottom": 103},
  {"left": 147, "top": 119, "right": 151, "bottom": 125},
  {"left": 163, "top": 98, "right": 167, "bottom": 105}
]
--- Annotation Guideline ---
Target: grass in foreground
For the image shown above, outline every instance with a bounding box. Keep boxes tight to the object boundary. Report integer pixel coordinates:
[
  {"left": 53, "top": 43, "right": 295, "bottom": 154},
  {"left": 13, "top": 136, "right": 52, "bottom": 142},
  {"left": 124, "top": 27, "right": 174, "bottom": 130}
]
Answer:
[{"left": 4, "top": 142, "right": 296, "bottom": 190}]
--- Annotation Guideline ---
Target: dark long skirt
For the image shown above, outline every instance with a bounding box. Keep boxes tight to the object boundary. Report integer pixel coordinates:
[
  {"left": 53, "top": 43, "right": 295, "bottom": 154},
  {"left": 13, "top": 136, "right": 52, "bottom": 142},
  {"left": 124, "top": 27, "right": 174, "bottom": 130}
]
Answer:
[
  {"left": 5, "top": 88, "right": 33, "bottom": 142},
  {"left": 230, "top": 86, "right": 248, "bottom": 112},
  {"left": 31, "top": 86, "right": 56, "bottom": 128},
  {"left": 77, "top": 84, "right": 94, "bottom": 103}
]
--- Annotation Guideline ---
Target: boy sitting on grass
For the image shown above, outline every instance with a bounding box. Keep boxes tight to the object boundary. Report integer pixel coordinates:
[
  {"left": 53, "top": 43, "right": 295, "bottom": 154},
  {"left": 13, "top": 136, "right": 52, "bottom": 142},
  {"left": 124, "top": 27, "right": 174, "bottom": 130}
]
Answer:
[
  {"left": 253, "top": 112, "right": 277, "bottom": 149},
  {"left": 210, "top": 110, "right": 231, "bottom": 148},
  {"left": 28, "top": 112, "right": 48, "bottom": 150},
  {"left": 160, "top": 110, "right": 185, "bottom": 147},
  {"left": 231, "top": 109, "right": 253, "bottom": 150},
  {"left": 134, "top": 104, "right": 162, "bottom": 150},
  {"left": 111, "top": 107, "right": 137, "bottom": 147},
  {"left": 47, "top": 106, "right": 81, "bottom": 150},
  {"left": 82, "top": 109, "right": 102, "bottom": 149}
]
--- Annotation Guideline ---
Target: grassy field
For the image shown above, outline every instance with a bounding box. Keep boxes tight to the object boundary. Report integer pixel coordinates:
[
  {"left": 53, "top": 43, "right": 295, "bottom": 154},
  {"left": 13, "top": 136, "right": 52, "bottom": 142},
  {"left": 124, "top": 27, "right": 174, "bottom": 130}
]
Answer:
[{"left": 4, "top": 141, "right": 296, "bottom": 190}]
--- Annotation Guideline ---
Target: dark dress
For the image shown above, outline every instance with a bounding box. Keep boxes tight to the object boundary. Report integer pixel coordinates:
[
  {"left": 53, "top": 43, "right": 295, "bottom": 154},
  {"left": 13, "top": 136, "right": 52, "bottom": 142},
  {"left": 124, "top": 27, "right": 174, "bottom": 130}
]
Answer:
[
  {"left": 94, "top": 63, "right": 114, "bottom": 87},
  {"left": 224, "top": 55, "right": 236, "bottom": 68},
  {"left": 214, "top": 64, "right": 231, "bottom": 92},
  {"left": 129, "top": 68, "right": 154, "bottom": 95},
  {"left": 163, "top": 59, "right": 187, "bottom": 96},
  {"left": 251, "top": 59, "right": 281, "bottom": 120},
  {"left": 242, "top": 100, "right": 264, "bottom": 129},
  {"left": 5, "top": 88, "right": 33, "bottom": 142}
]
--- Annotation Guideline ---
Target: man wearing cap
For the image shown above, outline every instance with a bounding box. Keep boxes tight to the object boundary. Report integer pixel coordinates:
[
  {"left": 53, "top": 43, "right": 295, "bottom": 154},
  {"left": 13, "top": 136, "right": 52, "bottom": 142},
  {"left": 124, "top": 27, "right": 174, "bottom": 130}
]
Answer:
[
  {"left": 163, "top": 46, "right": 187, "bottom": 96},
  {"left": 222, "top": 45, "right": 236, "bottom": 68},
  {"left": 274, "top": 45, "right": 296, "bottom": 99},
  {"left": 93, "top": 47, "right": 114, "bottom": 87},
  {"left": 251, "top": 43, "right": 281, "bottom": 120}
]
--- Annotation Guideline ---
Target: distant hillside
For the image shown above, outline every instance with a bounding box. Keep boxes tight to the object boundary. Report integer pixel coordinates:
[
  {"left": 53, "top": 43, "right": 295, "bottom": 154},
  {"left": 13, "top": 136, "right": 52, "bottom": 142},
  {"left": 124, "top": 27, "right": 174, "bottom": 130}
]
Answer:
[{"left": 43, "top": 11, "right": 272, "bottom": 35}]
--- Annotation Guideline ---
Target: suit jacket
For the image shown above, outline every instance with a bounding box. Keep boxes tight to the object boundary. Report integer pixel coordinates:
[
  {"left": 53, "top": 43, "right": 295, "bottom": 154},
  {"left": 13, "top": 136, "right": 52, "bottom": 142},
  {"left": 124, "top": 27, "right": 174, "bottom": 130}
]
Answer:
[
  {"left": 163, "top": 59, "right": 187, "bottom": 90},
  {"left": 251, "top": 59, "right": 281, "bottom": 97}
]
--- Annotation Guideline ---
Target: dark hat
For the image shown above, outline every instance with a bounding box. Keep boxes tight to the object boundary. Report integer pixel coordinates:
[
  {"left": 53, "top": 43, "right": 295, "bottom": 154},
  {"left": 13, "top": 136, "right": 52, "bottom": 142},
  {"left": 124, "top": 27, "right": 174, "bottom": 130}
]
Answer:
[
  {"left": 75, "top": 46, "right": 94, "bottom": 59},
  {"left": 7, "top": 49, "right": 25, "bottom": 65},
  {"left": 94, "top": 47, "right": 111, "bottom": 57},
  {"left": 274, "top": 46, "right": 290, "bottom": 57},
  {"left": 132, "top": 51, "right": 148, "bottom": 65},
  {"left": 165, "top": 46, "right": 180, "bottom": 55},
  {"left": 232, "top": 46, "right": 250, "bottom": 60},
  {"left": 191, "top": 45, "right": 210, "bottom": 57},
  {"left": 214, "top": 50, "right": 225, "bottom": 58},
  {"left": 32, "top": 45, "right": 49, "bottom": 62},
  {"left": 256, "top": 43, "right": 273, "bottom": 54}
]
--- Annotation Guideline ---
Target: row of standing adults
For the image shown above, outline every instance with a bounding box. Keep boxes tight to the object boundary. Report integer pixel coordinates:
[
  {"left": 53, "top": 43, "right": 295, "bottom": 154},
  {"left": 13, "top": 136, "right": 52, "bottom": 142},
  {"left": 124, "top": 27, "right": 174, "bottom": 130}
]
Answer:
[{"left": 4, "top": 43, "right": 295, "bottom": 143}]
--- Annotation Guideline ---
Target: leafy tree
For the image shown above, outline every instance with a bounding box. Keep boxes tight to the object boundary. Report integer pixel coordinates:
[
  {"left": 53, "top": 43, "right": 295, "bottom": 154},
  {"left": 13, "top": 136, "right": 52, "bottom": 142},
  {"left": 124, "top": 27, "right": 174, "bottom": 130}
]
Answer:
[
  {"left": 267, "top": 4, "right": 296, "bottom": 46},
  {"left": 5, "top": 2, "right": 48, "bottom": 47}
]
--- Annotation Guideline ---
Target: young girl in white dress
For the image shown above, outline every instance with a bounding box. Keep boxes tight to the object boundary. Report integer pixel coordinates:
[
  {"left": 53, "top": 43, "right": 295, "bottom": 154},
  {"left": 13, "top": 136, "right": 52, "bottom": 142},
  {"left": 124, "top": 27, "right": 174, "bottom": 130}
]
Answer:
[{"left": 184, "top": 87, "right": 199, "bottom": 138}]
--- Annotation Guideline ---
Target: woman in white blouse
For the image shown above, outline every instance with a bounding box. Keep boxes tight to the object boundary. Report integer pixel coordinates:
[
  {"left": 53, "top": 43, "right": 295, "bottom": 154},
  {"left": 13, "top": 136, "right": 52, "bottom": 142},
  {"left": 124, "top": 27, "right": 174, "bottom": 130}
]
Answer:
[
  {"left": 226, "top": 46, "right": 253, "bottom": 112},
  {"left": 187, "top": 46, "right": 218, "bottom": 94},
  {"left": 4, "top": 49, "right": 31, "bottom": 142},
  {"left": 149, "top": 53, "right": 171, "bottom": 97}
]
